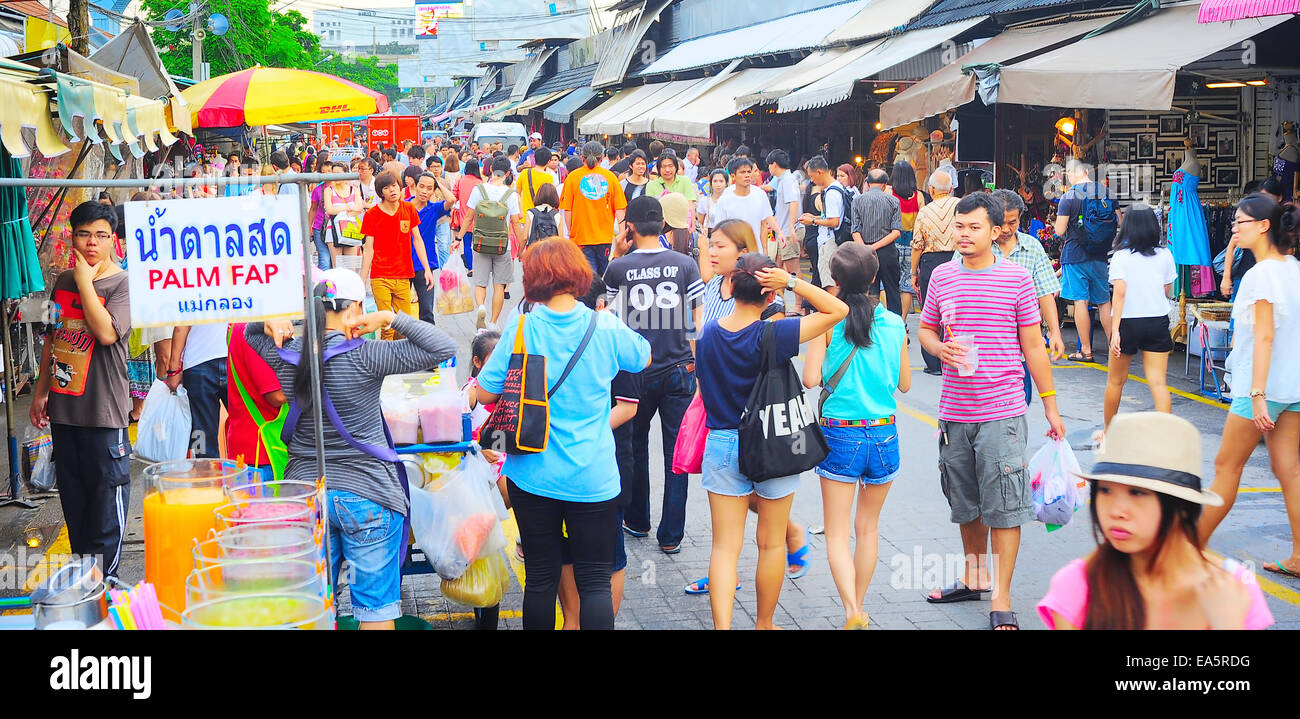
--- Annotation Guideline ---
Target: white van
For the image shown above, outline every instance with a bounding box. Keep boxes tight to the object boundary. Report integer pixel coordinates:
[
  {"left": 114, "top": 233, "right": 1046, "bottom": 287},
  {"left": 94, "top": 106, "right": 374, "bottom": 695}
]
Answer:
[{"left": 470, "top": 122, "right": 527, "bottom": 151}]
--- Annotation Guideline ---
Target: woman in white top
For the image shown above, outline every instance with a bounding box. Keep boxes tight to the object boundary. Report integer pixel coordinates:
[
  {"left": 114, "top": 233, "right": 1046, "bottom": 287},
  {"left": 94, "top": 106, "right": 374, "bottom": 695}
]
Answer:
[
  {"left": 1104, "top": 205, "right": 1177, "bottom": 429},
  {"left": 1198, "top": 194, "right": 1300, "bottom": 579},
  {"left": 695, "top": 169, "right": 728, "bottom": 238},
  {"left": 325, "top": 160, "right": 366, "bottom": 266}
]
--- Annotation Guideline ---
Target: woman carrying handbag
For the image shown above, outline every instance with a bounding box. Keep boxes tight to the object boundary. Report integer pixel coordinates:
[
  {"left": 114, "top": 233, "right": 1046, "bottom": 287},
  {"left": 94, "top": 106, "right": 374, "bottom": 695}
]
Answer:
[{"left": 694, "top": 252, "right": 846, "bottom": 629}]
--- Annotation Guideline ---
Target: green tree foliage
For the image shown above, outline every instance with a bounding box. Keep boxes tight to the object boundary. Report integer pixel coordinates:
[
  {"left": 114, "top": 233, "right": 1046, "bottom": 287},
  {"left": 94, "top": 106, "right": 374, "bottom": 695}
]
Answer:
[{"left": 144, "top": 0, "right": 405, "bottom": 106}]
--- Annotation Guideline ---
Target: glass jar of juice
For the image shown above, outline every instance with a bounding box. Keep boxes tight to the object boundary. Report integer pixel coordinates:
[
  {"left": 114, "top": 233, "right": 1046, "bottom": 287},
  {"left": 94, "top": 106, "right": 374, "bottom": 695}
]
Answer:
[{"left": 143, "top": 459, "right": 249, "bottom": 615}]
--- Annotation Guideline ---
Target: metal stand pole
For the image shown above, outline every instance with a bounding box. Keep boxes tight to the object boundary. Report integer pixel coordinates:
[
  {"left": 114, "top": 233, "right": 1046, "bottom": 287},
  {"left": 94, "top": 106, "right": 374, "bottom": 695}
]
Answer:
[
  {"left": 297, "top": 181, "right": 334, "bottom": 616},
  {"left": 0, "top": 301, "right": 37, "bottom": 508}
]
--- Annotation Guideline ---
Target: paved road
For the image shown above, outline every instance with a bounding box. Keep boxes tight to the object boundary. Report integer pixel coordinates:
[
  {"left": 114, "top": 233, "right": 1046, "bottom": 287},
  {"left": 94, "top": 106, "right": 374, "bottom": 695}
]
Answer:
[{"left": 3, "top": 276, "right": 1298, "bottom": 630}]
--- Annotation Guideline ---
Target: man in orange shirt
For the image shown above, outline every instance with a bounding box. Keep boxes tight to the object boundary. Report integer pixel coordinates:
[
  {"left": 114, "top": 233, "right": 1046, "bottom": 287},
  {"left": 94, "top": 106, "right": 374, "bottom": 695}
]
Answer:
[{"left": 560, "top": 140, "right": 627, "bottom": 276}]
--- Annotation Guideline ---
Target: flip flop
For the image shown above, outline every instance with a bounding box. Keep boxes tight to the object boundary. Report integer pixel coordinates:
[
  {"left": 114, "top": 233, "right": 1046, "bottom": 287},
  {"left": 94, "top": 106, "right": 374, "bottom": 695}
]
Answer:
[
  {"left": 786, "top": 529, "right": 812, "bottom": 580},
  {"left": 1067, "top": 351, "right": 1093, "bottom": 363},
  {"left": 1263, "top": 560, "right": 1300, "bottom": 579},
  {"left": 989, "top": 610, "right": 1019, "bottom": 630},
  {"left": 683, "top": 576, "right": 740, "bottom": 595},
  {"left": 926, "top": 581, "right": 988, "bottom": 604}
]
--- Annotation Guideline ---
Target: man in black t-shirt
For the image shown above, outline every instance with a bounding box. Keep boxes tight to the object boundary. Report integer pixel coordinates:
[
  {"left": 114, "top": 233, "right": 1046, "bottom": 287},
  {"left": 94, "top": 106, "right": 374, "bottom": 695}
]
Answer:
[
  {"left": 604, "top": 196, "right": 704, "bottom": 553},
  {"left": 611, "top": 141, "right": 637, "bottom": 177}
]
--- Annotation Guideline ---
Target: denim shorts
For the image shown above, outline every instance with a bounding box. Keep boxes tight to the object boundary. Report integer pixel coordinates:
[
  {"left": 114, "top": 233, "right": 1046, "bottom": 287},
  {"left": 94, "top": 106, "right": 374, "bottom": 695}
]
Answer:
[
  {"left": 816, "top": 423, "right": 901, "bottom": 485},
  {"left": 328, "top": 489, "right": 405, "bottom": 623},
  {"left": 1061, "top": 260, "right": 1111, "bottom": 305},
  {"left": 1229, "top": 396, "right": 1300, "bottom": 422},
  {"left": 701, "top": 429, "right": 801, "bottom": 500}
]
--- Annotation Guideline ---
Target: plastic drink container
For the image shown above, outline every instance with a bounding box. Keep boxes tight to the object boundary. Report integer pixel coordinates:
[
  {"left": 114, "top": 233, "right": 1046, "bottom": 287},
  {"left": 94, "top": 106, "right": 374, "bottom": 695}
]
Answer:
[{"left": 952, "top": 334, "right": 979, "bottom": 377}]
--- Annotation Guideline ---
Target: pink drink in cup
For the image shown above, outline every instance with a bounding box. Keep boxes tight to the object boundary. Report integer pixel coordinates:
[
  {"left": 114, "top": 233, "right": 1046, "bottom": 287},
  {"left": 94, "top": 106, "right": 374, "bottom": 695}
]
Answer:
[{"left": 951, "top": 334, "right": 978, "bottom": 376}]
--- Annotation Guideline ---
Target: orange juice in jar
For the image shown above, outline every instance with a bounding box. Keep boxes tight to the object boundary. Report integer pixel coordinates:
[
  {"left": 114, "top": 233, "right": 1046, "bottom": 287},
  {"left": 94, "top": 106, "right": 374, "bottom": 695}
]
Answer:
[{"left": 143, "top": 459, "right": 249, "bottom": 614}]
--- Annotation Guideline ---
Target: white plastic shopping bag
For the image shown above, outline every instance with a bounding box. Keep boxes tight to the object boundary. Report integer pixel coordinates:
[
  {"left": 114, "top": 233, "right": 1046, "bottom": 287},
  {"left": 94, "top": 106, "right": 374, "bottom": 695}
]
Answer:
[
  {"left": 1029, "top": 438, "right": 1083, "bottom": 530},
  {"left": 134, "top": 380, "right": 192, "bottom": 462},
  {"left": 409, "top": 454, "right": 501, "bottom": 581}
]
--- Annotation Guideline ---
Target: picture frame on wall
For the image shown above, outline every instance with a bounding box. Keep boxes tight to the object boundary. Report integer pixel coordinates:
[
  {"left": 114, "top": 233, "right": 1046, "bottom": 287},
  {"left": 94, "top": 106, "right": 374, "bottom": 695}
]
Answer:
[
  {"left": 1216, "top": 165, "right": 1240, "bottom": 189},
  {"left": 1188, "top": 123, "right": 1208, "bottom": 150},
  {"left": 1165, "top": 149, "right": 1184, "bottom": 176},
  {"left": 1137, "top": 132, "right": 1156, "bottom": 159},
  {"left": 1216, "top": 129, "right": 1237, "bottom": 158},
  {"left": 1159, "top": 115, "right": 1183, "bottom": 135},
  {"left": 1107, "top": 140, "right": 1130, "bottom": 162}
]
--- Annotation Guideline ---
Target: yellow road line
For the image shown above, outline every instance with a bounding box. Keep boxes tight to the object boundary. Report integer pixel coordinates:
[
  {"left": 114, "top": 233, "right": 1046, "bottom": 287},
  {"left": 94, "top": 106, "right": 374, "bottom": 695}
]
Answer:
[
  {"left": 499, "top": 508, "right": 566, "bottom": 629},
  {"left": 897, "top": 402, "right": 938, "bottom": 428},
  {"left": 1239, "top": 487, "right": 1283, "bottom": 493},
  {"left": 1076, "top": 361, "right": 1230, "bottom": 410},
  {"left": 23, "top": 524, "right": 71, "bottom": 593},
  {"left": 425, "top": 609, "right": 524, "bottom": 622}
]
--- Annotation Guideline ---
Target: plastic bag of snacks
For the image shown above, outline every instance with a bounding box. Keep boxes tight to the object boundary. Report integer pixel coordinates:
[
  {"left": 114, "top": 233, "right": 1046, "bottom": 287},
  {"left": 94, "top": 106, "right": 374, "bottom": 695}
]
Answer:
[
  {"left": 1029, "top": 439, "right": 1084, "bottom": 530},
  {"left": 21, "top": 424, "right": 55, "bottom": 493},
  {"left": 436, "top": 255, "right": 475, "bottom": 315},
  {"left": 409, "top": 463, "right": 499, "bottom": 580},
  {"left": 440, "top": 552, "right": 512, "bottom": 608}
]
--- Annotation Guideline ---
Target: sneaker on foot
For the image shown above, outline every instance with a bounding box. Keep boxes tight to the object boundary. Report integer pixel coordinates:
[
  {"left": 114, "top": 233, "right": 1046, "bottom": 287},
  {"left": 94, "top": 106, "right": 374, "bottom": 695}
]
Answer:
[{"left": 474, "top": 305, "right": 487, "bottom": 329}]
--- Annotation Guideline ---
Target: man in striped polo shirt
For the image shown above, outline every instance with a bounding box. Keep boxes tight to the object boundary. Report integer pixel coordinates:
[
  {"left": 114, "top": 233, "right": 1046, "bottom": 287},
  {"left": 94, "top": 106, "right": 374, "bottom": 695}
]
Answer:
[{"left": 918, "top": 192, "right": 1067, "bottom": 631}]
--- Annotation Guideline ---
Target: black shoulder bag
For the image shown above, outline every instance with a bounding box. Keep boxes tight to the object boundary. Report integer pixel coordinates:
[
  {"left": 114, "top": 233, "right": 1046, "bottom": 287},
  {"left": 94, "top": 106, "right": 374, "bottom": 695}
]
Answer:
[{"left": 738, "top": 323, "right": 828, "bottom": 481}]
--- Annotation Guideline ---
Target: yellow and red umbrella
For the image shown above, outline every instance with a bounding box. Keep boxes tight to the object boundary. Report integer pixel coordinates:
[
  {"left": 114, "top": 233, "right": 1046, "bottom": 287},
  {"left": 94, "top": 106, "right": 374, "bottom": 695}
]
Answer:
[{"left": 182, "top": 67, "right": 390, "bottom": 128}]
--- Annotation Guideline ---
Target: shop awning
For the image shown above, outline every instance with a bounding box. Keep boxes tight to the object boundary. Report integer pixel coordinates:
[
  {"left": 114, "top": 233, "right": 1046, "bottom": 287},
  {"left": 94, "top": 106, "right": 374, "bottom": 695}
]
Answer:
[
  {"left": 1198, "top": 0, "right": 1300, "bottom": 23},
  {"left": 543, "top": 86, "right": 598, "bottom": 124},
  {"left": 777, "top": 18, "right": 984, "bottom": 114},
  {"left": 588, "top": 79, "right": 705, "bottom": 136},
  {"left": 735, "top": 46, "right": 878, "bottom": 109},
  {"left": 510, "top": 47, "right": 558, "bottom": 102},
  {"left": 822, "top": 0, "right": 940, "bottom": 46},
  {"left": 485, "top": 89, "right": 574, "bottom": 120},
  {"left": 620, "top": 59, "right": 742, "bottom": 135},
  {"left": 648, "top": 66, "right": 791, "bottom": 141},
  {"left": 997, "top": 5, "right": 1292, "bottom": 110},
  {"left": 637, "top": 0, "right": 870, "bottom": 77},
  {"left": 878, "top": 17, "right": 1110, "bottom": 129},
  {"left": 592, "top": 0, "right": 673, "bottom": 89},
  {"left": 578, "top": 80, "right": 694, "bottom": 136}
]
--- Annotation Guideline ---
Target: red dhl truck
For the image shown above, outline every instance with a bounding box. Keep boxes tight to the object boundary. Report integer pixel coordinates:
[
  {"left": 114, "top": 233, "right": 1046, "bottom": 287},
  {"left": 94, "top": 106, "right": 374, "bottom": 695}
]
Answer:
[{"left": 366, "top": 115, "right": 421, "bottom": 154}]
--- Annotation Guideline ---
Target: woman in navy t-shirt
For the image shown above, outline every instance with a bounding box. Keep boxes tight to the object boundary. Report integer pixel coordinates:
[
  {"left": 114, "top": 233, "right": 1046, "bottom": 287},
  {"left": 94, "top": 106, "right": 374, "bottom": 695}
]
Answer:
[{"left": 694, "top": 252, "right": 846, "bottom": 630}]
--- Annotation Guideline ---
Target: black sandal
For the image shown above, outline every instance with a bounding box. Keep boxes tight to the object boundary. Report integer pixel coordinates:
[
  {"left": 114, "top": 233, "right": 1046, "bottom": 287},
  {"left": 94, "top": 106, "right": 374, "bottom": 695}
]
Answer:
[
  {"left": 989, "top": 611, "right": 1019, "bottom": 630},
  {"left": 926, "top": 582, "right": 988, "bottom": 604},
  {"left": 1067, "top": 351, "right": 1093, "bottom": 363}
]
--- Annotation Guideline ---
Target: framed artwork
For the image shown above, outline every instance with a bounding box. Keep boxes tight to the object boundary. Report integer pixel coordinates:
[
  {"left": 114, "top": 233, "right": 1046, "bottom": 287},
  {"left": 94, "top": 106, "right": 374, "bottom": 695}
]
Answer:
[
  {"left": 1106, "top": 140, "right": 1131, "bottom": 162},
  {"left": 1165, "top": 149, "right": 1184, "bottom": 176},
  {"left": 1188, "top": 123, "right": 1208, "bottom": 150},
  {"left": 1159, "top": 115, "right": 1183, "bottom": 135},
  {"left": 1136, "top": 132, "right": 1156, "bottom": 159},
  {"left": 1216, "top": 129, "right": 1237, "bottom": 158},
  {"left": 1216, "top": 165, "right": 1240, "bottom": 189}
]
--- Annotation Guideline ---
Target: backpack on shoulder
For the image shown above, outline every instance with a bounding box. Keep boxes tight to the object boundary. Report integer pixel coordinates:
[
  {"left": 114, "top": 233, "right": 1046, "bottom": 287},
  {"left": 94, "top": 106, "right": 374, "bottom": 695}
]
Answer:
[
  {"left": 1073, "top": 184, "right": 1118, "bottom": 254},
  {"left": 825, "top": 184, "right": 855, "bottom": 245},
  {"left": 527, "top": 205, "right": 559, "bottom": 247},
  {"left": 472, "top": 184, "right": 513, "bottom": 255}
]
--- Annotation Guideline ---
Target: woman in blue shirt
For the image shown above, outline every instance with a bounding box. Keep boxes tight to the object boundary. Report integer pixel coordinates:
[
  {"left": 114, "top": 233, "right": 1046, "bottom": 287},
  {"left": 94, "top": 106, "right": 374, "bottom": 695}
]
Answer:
[
  {"left": 477, "top": 238, "right": 650, "bottom": 630},
  {"left": 802, "top": 243, "right": 910, "bottom": 629},
  {"left": 695, "top": 252, "right": 846, "bottom": 630}
]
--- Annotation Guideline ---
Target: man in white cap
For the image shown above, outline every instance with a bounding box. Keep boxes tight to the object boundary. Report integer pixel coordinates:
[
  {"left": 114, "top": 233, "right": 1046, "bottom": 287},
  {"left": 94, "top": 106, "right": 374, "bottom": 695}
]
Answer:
[{"left": 520, "top": 132, "right": 544, "bottom": 167}]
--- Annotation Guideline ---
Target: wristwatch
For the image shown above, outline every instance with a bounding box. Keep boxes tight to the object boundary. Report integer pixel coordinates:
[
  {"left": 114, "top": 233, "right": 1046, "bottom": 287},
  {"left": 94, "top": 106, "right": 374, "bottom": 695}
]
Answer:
[
  {"left": 1249, "top": 389, "right": 1267, "bottom": 399},
  {"left": 786, "top": 275, "right": 798, "bottom": 291}
]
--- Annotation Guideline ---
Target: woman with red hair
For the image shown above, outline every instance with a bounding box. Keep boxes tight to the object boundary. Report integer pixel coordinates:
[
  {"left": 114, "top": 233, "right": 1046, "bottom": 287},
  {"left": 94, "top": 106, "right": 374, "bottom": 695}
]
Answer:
[{"left": 476, "top": 237, "right": 651, "bottom": 630}]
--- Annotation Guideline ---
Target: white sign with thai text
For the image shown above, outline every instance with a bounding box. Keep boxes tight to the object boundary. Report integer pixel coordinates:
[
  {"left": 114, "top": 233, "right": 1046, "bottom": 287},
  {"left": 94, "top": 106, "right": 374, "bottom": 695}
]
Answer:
[{"left": 125, "top": 194, "right": 305, "bottom": 327}]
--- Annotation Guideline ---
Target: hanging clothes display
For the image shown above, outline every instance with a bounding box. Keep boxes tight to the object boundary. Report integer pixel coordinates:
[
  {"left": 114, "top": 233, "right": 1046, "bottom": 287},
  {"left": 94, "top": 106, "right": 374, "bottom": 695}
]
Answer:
[{"left": 1168, "top": 169, "right": 1211, "bottom": 267}]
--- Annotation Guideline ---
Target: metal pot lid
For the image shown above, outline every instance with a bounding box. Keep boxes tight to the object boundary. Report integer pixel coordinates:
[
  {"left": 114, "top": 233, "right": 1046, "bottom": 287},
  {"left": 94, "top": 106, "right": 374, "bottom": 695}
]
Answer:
[{"left": 30, "top": 556, "right": 104, "bottom": 606}]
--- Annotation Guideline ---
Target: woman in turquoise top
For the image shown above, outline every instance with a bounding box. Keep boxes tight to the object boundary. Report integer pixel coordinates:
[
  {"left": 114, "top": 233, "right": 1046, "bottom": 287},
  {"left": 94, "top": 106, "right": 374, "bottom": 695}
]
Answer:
[{"left": 802, "top": 242, "right": 911, "bottom": 629}]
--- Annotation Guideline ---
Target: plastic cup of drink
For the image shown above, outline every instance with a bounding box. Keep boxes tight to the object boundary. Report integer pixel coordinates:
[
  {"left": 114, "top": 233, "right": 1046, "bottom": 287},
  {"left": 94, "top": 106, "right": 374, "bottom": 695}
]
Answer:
[{"left": 952, "top": 334, "right": 979, "bottom": 376}]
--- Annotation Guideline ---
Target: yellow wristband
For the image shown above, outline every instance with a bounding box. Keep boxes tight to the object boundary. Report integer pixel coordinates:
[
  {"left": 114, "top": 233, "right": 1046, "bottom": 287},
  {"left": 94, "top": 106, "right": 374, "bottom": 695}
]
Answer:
[{"left": 1039, "top": 390, "right": 1057, "bottom": 399}]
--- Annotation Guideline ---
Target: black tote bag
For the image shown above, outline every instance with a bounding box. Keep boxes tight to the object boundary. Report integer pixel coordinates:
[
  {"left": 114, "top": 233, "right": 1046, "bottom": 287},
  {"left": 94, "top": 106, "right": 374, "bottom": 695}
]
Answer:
[{"left": 738, "top": 323, "right": 828, "bottom": 482}]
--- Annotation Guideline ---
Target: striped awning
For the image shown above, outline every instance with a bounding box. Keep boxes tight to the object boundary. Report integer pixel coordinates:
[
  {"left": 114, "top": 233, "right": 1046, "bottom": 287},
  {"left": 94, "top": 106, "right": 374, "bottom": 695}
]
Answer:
[{"left": 1198, "top": 0, "right": 1300, "bottom": 22}]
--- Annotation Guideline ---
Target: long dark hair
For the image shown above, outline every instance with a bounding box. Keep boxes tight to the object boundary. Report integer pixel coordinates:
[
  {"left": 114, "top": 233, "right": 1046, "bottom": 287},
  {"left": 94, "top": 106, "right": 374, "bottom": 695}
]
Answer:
[
  {"left": 294, "top": 283, "right": 357, "bottom": 413},
  {"left": 830, "top": 243, "right": 879, "bottom": 348},
  {"left": 1238, "top": 193, "right": 1300, "bottom": 253},
  {"left": 1083, "top": 482, "right": 1204, "bottom": 630},
  {"left": 890, "top": 160, "right": 918, "bottom": 200},
  {"left": 730, "top": 252, "right": 776, "bottom": 305},
  {"left": 464, "top": 159, "right": 482, "bottom": 180},
  {"left": 1115, "top": 204, "right": 1161, "bottom": 256}
]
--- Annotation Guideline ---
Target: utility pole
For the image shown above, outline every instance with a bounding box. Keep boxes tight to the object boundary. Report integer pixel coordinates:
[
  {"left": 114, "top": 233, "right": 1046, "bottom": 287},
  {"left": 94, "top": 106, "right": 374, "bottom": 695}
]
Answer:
[
  {"left": 192, "top": 10, "right": 206, "bottom": 81},
  {"left": 67, "top": 0, "right": 91, "bottom": 55},
  {"left": 372, "top": 27, "right": 377, "bottom": 56}
]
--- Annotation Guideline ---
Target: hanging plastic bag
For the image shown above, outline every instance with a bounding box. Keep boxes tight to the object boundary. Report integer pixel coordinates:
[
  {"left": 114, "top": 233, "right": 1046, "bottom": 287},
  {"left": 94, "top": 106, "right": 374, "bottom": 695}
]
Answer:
[
  {"left": 1029, "top": 438, "right": 1083, "bottom": 530},
  {"left": 134, "top": 380, "right": 192, "bottom": 462},
  {"left": 441, "top": 552, "right": 512, "bottom": 608},
  {"left": 436, "top": 254, "right": 475, "bottom": 315},
  {"left": 671, "top": 393, "right": 707, "bottom": 475},
  {"left": 409, "top": 459, "right": 499, "bottom": 580},
  {"left": 21, "top": 424, "right": 55, "bottom": 493}
]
